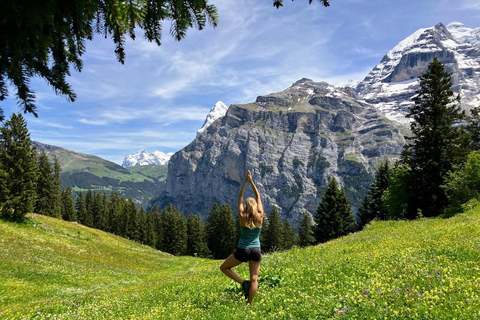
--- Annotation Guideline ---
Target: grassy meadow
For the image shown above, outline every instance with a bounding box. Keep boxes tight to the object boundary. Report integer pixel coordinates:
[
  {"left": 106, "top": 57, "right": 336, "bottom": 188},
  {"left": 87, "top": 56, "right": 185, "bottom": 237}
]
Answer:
[{"left": 1, "top": 205, "right": 480, "bottom": 319}]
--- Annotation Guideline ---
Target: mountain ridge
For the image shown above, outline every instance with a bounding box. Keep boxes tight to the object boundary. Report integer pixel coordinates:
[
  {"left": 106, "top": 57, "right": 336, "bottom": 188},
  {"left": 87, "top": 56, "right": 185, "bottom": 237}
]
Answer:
[
  {"left": 356, "top": 21, "right": 480, "bottom": 124},
  {"left": 33, "top": 141, "right": 167, "bottom": 208},
  {"left": 151, "top": 79, "right": 405, "bottom": 222}
]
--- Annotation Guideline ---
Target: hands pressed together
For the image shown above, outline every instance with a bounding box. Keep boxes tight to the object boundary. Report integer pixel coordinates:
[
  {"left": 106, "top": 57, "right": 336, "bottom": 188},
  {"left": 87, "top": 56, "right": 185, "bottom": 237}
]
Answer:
[{"left": 245, "top": 170, "right": 253, "bottom": 182}]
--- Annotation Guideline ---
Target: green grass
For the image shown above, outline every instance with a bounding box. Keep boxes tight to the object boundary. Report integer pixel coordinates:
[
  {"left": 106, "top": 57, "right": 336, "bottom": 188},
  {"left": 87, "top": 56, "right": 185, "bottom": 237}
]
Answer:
[
  {"left": 1, "top": 206, "right": 480, "bottom": 319},
  {"left": 126, "top": 165, "right": 168, "bottom": 182}
]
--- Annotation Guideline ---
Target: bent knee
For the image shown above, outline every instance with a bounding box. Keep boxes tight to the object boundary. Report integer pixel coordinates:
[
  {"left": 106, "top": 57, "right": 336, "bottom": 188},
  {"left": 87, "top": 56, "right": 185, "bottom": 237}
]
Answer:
[
  {"left": 220, "top": 264, "right": 229, "bottom": 272},
  {"left": 250, "top": 274, "right": 258, "bottom": 282}
]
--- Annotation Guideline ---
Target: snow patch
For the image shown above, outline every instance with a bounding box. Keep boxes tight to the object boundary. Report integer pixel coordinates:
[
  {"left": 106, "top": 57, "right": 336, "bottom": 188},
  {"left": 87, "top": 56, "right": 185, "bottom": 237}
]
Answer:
[
  {"left": 122, "top": 149, "right": 174, "bottom": 167},
  {"left": 197, "top": 101, "right": 229, "bottom": 137}
]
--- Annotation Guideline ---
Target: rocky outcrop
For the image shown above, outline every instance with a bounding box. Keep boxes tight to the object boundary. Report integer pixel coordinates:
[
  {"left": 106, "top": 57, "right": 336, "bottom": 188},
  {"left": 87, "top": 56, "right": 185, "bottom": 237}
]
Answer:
[{"left": 151, "top": 79, "right": 405, "bottom": 224}]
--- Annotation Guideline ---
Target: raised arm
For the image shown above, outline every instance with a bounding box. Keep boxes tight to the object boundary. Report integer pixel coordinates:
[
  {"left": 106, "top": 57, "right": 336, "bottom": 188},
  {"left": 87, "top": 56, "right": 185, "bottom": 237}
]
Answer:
[
  {"left": 248, "top": 172, "right": 264, "bottom": 217},
  {"left": 238, "top": 174, "right": 249, "bottom": 218}
]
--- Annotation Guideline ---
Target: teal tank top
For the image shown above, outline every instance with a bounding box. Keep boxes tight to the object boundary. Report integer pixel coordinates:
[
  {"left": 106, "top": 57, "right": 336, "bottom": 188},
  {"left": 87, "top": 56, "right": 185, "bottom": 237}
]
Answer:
[{"left": 238, "top": 226, "right": 261, "bottom": 249}]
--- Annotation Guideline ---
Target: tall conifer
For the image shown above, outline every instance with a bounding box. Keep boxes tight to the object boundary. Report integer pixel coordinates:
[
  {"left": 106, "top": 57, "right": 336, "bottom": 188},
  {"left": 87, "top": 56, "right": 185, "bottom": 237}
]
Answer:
[
  {"left": 61, "top": 187, "right": 76, "bottom": 221},
  {"left": 298, "top": 211, "right": 315, "bottom": 247},
  {"left": 75, "top": 192, "right": 86, "bottom": 224},
  {"left": 357, "top": 160, "right": 392, "bottom": 228},
  {"left": 186, "top": 213, "right": 210, "bottom": 257},
  {"left": 159, "top": 203, "right": 187, "bottom": 255},
  {"left": 148, "top": 205, "right": 162, "bottom": 250},
  {"left": 263, "top": 206, "right": 284, "bottom": 252},
  {"left": 51, "top": 156, "right": 62, "bottom": 218},
  {"left": 402, "top": 58, "right": 471, "bottom": 218},
  {"left": 282, "top": 220, "right": 296, "bottom": 250},
  {"left": 93, "top": 192, "right": 108, "bottom": 231},
  {"left": 0, "top": 113, "right": 37, "bottom": 220},
  {"left": 206, "top": 203, "right": 236, "bottom": 259},
  {"left": 313, "top": 177, "right": 353, "bottom": 243},
  {"left": 84, "top": 190, "right": 94, "bottom": 227},
  {"left": 126, "top": 198, "right": 139, "bottom": 241},
  {"left": 467, "top": 106, "right": 480, "bottom": 150},
  {"left": 108, "top": 192, "right": 121, "bottom": 234},
  {"left": 144, "top": 208, "right": 156, "bottom": 248},
  {"left": 35, "top": 151, "right": 55, "bottom": 216}
]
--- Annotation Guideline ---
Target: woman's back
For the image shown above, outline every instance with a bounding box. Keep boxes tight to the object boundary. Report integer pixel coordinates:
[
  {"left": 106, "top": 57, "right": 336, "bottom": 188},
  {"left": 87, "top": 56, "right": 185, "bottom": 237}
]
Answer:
[{"left": 238, "top": 226, "right": 261, "bottom": 249}]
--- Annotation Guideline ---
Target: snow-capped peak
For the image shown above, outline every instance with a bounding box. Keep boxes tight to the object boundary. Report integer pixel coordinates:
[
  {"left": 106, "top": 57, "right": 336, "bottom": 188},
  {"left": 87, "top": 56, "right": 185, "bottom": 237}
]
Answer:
[
  {"left": 197, "top": 101, "right": 229, "bottom": 137},
  {"left": 122, "top": 149, "right": 174, "bottom": 167},
  {"left": 356, "top": 21, "right": 480, "bottom": 126},
  {"left": 446, "top": 21, "right": 480, "bottom": 47}
]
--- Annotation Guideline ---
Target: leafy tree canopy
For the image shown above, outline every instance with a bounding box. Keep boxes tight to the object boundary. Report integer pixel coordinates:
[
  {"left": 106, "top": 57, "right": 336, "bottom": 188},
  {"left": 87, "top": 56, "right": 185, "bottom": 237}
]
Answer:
[
  {"left": 0, "top": 1, "right": 332, "bottom": 120},
  {"left": 0, "top": 0, "right": 219, "bottom": 120}
]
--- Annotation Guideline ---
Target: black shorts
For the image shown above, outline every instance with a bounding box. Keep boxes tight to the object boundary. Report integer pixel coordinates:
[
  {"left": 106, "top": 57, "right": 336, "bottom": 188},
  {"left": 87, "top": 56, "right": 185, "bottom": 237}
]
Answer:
[{"left": 233, "top": 247, "right": 262, "bottom": 262}]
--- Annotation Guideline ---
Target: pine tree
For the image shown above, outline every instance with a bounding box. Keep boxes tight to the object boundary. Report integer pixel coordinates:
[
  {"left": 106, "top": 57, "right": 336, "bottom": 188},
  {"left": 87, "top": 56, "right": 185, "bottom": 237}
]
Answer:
[
  {"left": 402, "top": 58, "right": 472, "bottom": 218},
  {"left": 382, "top": 162, "right": 410, "bottom": 220},
  {"left": 126, "top": 198, "right": 139, "bottom": 241},
  {"left": 0, "top": 113, "right": 37, "bottom": 220},
  {"left": 313, "top": 177, "right": 353, "bottom": 243},
  {"left": 263, "top": 206, "right": 284, "bottom": 252},
  {"left": 138, "top": 207, "right": 147, "bottom": 244},
  {"left": 206, "top": 203, "right": 236, "bottom": 259},
  {"left": 259, "top": 214, "right": 269, "bottom": 246},
  {"left": 108, "top": 192, "right": 121, "bottom": 234},
  {"left": 159, "top": 203, "right": 187, "bottom": 255},
  {"left": 186, "top": 213, "right": 210, "bottom": 257},
  {"left": 102, "top": 193, "right": 110, "bottom": 230},
  {"left": 35, "top": 151, "right": 55, "bottom": 216},
  {"left": 116, "top": 196, "right": 129, "bottom": 237},
  {"left": 467, "top": 106, "right": 480, "bottom": 150},
  {"left": 144, "top": 208, "right": 157, "bottom": 248},
  {"left": 0, "top": 162, "right": 8, "bottom": 214},
  {"left": 84, "top": 190, "right": 94, "bottom": 227},
  {"left": 357, "top": 160, "right": 392, "bottom": 228},
  {"left": 75, "top": 192, "right": 86, "bottom": 224},
  {"left": 51, "top": 156, "right": 62, "bottom": 219},
  {"left": 93, "top": 192, "right": 108, "bottom": 231},
  {"left": 298, "top": 211, "right": 315, "bottom": 247},
  {"left": 235, "top": 213, "right": 242, "bottom": 247},
  {"left": 338, "top": 186, "right": 356, "bottom": 235},
  {"left": 282, "top": 220, "right": 296, "bottom": 250},
  {"left": 148, "top": 205, "right": 162, "bottom": 250},
  {"left": 61, "top": 187, "right": 76, "bottom": 221}
]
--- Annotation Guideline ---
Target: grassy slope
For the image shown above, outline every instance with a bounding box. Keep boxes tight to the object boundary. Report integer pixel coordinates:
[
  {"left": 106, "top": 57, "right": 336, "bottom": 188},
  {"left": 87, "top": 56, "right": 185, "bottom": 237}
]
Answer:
[
  {"left": 34, "top": 141, "right": 166, "bottom": 183},
  {"left": 1, "top": 206, "right": 480, "bottom": 319},
  {"left": 33, "top": 142, "right": 167, "bottom": 208}
]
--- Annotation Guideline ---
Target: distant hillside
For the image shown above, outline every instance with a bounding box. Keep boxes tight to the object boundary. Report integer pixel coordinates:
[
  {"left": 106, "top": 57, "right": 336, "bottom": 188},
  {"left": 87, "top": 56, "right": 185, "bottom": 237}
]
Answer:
[
  {"left": 1, "top": 204, "right": 479, "bottom": 318},
  {"left": 33, "top": 141, "right": 167, "bottom": 208}
]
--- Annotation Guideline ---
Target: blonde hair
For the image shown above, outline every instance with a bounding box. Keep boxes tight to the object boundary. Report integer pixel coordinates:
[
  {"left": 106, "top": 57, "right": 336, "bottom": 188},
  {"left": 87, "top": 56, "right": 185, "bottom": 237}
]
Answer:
[{"left": 243, "top": 197, "right": 262, "bottom": 229}]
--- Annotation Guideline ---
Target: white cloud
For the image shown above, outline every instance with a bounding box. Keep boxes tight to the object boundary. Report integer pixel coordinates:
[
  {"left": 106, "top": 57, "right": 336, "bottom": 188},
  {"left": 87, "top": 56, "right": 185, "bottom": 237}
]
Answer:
[
  {"left": 460, "top": 0, "right": 480, "bottom": 10},
  {"left": 29, "top": 118, "right": 73, "bottom": 130},
  {"left": 78, "top": 118, "right": 108, "bottom": 125}
]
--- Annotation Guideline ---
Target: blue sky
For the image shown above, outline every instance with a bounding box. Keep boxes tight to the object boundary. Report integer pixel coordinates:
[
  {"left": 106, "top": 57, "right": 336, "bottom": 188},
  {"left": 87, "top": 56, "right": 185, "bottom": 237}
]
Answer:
[{"left": 3, "top": 0, "right": 480, "bottom": 164}]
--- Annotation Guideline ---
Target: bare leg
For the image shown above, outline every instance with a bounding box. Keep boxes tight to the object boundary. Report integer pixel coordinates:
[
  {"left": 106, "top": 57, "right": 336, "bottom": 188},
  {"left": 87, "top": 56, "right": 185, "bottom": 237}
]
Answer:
[
  {"left": 220, "top": 254, "right": 244, "bottom": 284},
  {"left": 247, "top": 260, "right": 261, "bottom": 304}
]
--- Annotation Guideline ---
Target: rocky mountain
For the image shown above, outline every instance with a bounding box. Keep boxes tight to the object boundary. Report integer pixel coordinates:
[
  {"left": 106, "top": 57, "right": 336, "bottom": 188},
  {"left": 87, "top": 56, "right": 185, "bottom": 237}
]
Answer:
[
  {"left": 197, "top": 101, "right": 229, "bottom": 137},
  {"left": 33, "top": 142, "right": 168, "bottom": 208},
  {"left": 151, "top": 21, "right": 480, "bottom": 223},
  {"left": 151, "top": 79, "right": 405, "bottom": 223},
  {"left": 356, "top": 22, "right": 480, "bottom": 124},
  {"left": 122, "top": 149, "right": 174, "bottom": 167}
]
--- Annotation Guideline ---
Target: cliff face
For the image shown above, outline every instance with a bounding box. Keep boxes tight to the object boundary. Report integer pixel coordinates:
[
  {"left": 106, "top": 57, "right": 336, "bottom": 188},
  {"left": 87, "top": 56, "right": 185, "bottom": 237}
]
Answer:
[{"left": 151, "top": 79, "right": 405, "bottom": 223}]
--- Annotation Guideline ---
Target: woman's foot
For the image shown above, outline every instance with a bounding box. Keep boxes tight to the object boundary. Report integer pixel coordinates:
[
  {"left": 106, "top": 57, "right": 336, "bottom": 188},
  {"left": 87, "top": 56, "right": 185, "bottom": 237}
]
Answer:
[{"left": 241, "top": 280, "right": 251, "bottom": 300}]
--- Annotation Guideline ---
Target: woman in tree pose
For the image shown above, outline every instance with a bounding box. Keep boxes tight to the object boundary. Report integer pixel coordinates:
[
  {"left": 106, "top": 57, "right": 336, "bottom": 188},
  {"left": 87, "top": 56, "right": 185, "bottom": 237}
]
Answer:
[{"left": 220, "top": 170, "right": 264, "bottom": 304}]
